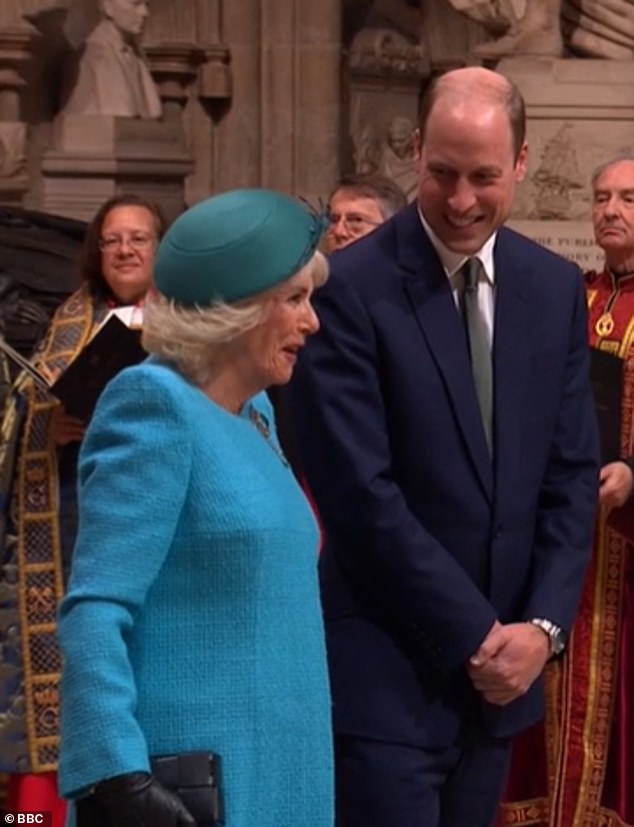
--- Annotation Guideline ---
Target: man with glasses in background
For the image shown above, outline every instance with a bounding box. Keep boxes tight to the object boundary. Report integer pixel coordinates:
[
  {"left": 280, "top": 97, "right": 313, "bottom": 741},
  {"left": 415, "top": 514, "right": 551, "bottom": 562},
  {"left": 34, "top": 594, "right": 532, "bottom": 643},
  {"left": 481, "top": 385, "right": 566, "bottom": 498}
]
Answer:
[{"left": 324, "top": 174, "right": 407, "bottom": 253}]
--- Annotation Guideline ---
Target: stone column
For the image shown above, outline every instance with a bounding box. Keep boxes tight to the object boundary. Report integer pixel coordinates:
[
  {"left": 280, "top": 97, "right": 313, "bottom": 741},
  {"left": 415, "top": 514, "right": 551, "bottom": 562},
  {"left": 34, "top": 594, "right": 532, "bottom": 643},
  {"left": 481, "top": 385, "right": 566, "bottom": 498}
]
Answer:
[
  {"left": 0, "top": 1, "right": 31, "bottom": 31},
  {"left": 213, "top": 0, "right": 341, "bottom": 202},
  {"left": 183, "top": 0, "right": 231, "bottom": 205},
  {"left": 0, "top": 22, "right": 38, "bottom": 203},
  {"left": 196, "top": 0, "right": 231, "bottom": 101},
  {"left": 0, "top": 24, "right": 34, "bottom": 120},
  {"left": 260, "top": 0, "right": 341, "bottom": 203},
  {"left": 146, "top": 43, "right": 204, "bottom": 121},
  {"left": 211, "top": 0, "right": 262, "bottom": 192}
]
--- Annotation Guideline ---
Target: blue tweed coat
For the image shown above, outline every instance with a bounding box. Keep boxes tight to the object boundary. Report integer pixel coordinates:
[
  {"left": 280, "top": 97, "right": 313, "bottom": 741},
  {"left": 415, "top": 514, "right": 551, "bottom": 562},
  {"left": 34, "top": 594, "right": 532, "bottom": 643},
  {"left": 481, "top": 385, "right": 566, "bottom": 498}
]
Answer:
[{"left": 58, "top": 357, "right": 333, "bottom": 827}]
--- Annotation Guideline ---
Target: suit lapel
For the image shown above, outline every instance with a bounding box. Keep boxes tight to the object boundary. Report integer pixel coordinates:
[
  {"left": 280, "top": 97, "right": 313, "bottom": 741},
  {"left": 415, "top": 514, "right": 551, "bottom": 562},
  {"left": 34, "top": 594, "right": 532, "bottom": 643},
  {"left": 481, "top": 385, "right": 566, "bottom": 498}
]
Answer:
[
  {"left": 396, "top": 207, "right": 493, "bottom": 501},
  {"left": 491, "top": 230, "right": 531, "bottom": 499}
]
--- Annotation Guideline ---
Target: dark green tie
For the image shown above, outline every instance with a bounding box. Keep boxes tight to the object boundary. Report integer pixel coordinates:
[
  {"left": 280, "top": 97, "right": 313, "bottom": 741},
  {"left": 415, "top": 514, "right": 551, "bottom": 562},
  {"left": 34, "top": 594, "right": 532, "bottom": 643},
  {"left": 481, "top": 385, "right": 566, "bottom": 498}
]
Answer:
[{"left": 462, "top": 258, "right": 492, "bottom": 452}]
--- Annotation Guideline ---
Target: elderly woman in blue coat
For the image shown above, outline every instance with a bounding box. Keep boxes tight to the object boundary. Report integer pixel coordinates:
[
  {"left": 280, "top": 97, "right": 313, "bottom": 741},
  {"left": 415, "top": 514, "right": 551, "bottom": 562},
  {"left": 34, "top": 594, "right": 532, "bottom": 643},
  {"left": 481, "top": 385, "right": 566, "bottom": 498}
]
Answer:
[{"left": 57, "top": 189, "right": 333, "bottom": 827}]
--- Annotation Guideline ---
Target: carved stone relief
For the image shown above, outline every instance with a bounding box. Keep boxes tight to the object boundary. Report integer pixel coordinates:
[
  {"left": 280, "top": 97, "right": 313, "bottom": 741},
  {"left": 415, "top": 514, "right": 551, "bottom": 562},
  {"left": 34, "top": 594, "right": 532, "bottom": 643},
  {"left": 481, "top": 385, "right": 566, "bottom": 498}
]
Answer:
[
  {"left": 343, "top": 0, "right": 427, "bottom": 201},
  {"left": 564, "top": 0, "right": 634, "bottom": 59},
  {"left": 350, "top": 112, "right": 418, "bottom": 200},
  {"left": 525, "top": 123, "right": 584, "bottom": 220},
  {"left": 500, "top": 56, "right": 634, "bottom": 268},
  {"left": 348, "top": 26, "right": 427, "bottom": 76},
  {"left": 448, "top": 0, "right": 563, "bottom": 57},
  {"left": 513, "top": 117, "right": 634, "bottom": 222},
  {"left": 450, "top": 0, "right": 634, "bottom": 60}
]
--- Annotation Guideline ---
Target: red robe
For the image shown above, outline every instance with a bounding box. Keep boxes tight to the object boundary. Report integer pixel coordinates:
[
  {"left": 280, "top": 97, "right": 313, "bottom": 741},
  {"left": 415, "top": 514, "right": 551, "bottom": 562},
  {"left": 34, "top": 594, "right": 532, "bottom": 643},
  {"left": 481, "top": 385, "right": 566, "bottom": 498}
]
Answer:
[{"left": 498, "top": 268, "right": 634, "bottom": 827}]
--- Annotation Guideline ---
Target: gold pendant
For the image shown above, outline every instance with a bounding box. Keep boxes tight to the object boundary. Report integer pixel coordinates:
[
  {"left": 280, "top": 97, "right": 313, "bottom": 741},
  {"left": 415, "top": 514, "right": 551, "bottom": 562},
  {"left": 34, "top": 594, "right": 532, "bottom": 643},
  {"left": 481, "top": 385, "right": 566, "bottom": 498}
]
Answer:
[{"left": 595, "top": 312, "right": 615, "bottom": 337}]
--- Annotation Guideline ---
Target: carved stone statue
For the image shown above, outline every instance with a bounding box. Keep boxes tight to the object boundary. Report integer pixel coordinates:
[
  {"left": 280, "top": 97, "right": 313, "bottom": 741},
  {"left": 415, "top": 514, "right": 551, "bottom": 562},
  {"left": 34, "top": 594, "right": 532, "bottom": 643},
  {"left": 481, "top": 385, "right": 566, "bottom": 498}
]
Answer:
[
  {"left": 449, "top": 0, "right": 564, "bottom": 57},
  {"left": 60, "top": 0, "right": 161, "bottom": 118},
  {"left": 353, "top": 123, "right": 382, "bottom": 175},
  {"left": 346, "top": 0, "right": 427, "bottom": 75},
  {"left": 378, "top": 116, "right": 417, "bottom": 201},
  {"left": 450, "top": 0, "right": 634, "bottom": 60}
]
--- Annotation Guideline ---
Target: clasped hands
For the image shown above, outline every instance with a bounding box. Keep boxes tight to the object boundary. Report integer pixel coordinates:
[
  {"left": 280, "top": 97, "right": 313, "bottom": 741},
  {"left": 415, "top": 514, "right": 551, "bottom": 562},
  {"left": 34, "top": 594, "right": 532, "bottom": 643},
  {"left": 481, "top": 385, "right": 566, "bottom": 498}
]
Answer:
[{"left": 467, "top": 620, "right": 550, "bottom": 706}]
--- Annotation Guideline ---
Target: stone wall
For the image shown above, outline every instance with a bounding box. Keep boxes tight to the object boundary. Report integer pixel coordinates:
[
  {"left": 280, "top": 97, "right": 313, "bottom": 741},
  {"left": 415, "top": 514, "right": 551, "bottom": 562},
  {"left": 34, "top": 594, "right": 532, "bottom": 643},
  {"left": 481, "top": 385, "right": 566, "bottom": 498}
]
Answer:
[
  {"left": 0, "top": 0, "right": 343, "bottom": 218},
  {"left": 0, "top": 0, "right": 625, "bottom": 267}
]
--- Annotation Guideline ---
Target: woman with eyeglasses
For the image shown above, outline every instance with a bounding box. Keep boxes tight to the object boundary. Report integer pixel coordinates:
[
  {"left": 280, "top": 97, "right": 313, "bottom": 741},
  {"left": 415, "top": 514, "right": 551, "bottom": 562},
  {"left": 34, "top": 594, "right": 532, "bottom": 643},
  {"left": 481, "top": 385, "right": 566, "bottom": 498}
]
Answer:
[{"left": 0, "top": 193, "right": 166, "bottom": 826}]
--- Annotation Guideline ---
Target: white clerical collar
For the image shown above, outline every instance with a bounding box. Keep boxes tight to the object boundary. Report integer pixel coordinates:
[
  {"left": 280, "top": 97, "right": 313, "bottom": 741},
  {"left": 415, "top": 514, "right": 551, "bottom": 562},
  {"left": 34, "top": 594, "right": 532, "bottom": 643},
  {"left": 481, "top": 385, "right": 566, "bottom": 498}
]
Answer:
[
  {"left": 102, "top": 305, "right": 144, "bottom": 329},
  {"left": 417, "top": 205, "right": 496, "bottom": 285}
]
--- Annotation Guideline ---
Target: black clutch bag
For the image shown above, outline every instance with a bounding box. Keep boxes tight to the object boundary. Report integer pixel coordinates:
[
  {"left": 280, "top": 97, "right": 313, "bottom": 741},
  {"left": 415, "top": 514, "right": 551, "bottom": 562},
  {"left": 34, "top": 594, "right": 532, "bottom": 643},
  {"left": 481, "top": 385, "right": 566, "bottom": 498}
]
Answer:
[
  {"left": 151, "top": 751, "right": 223, "bottom": 826},
  {"left": 75, "top": 751, "right": 223, "bottom": 827}
]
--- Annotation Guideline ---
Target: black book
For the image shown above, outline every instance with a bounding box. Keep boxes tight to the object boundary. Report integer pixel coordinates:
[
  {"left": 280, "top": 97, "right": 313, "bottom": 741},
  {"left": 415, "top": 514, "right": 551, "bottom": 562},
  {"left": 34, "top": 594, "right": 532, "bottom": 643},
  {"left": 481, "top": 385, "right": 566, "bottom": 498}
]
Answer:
[
  {"left": 0, "top": 314, "right": 146, "bottom": 422},
  {"left": 589, "top": 347, "right": 623, "bottom": 465},
  {"left": 49, "top": 314, "right": 146, "bottom": 421}
]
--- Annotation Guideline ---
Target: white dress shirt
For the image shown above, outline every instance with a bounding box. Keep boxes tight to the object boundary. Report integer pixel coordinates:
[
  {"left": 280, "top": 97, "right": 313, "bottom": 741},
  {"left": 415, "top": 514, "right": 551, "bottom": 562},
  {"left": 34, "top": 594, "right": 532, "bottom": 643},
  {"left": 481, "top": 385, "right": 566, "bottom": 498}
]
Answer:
[{"left": 418, "top": 209, "right": 496, "bottom": 349}]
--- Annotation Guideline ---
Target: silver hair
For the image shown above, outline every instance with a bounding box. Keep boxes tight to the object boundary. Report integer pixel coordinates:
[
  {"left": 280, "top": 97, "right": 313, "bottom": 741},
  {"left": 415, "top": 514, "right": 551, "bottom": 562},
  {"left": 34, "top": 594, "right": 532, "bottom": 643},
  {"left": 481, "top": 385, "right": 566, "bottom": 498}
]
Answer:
[
  {"left": 142, "top": 249, "right": 329, "bottom": 387},
  {"left": 591, "top": 149, "right": 634, "bottom": 187}
]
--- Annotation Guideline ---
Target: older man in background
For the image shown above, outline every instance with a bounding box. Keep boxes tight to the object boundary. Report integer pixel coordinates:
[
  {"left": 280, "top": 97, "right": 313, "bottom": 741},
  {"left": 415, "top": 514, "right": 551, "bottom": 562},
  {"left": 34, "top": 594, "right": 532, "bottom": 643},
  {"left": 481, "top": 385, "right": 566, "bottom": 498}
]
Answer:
[{"left": 324, "top": 173, "right": 407, "bottom": 253}]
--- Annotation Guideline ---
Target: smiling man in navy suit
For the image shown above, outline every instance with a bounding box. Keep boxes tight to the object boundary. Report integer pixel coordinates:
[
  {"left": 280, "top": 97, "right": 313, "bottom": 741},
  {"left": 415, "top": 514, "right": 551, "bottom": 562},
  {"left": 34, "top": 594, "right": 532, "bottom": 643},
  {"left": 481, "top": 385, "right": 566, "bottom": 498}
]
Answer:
[{"left": 292, "top": 66, "right": 599, "bottom": 827}]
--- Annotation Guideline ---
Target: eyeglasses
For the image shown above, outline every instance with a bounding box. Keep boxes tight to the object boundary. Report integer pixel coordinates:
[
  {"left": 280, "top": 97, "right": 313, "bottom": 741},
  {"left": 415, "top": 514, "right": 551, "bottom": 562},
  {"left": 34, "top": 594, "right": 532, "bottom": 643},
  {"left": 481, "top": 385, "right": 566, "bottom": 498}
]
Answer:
[
  {"left": 327, "top": 212, "right": 382, "bottom": 235},
  {"left": 99, "top": 234, "right": 155, "bottom": 252}
]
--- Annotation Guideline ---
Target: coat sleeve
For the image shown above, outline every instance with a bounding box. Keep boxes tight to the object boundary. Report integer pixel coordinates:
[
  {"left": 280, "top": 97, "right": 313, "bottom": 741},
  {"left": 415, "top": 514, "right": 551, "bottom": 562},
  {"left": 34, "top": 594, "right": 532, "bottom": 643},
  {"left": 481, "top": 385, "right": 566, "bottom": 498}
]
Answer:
[
  {"left": 58, "top": 365, "right": 192, "bottom": 798},
  {"left": 293, "top": 273, "right": 498, "bottom": 672}
]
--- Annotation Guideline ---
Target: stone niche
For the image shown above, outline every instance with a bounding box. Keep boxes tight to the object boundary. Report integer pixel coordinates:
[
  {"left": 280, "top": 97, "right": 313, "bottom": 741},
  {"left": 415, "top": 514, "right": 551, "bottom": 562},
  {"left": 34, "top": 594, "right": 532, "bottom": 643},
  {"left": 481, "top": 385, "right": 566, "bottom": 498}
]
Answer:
[
  {"left": 343, "top": 23, "right": 429, "bottom": 201},
  {"left": 0, "top": 0, "right": 205, "bottom": 221},
  {"left": 501, "top": 56, "right": 634, "bottom": 270}
]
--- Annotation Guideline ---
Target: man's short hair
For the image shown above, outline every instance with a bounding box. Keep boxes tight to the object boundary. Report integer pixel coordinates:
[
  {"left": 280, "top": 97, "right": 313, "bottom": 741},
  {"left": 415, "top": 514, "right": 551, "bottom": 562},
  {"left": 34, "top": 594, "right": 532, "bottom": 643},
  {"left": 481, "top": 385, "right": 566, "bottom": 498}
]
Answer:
[
  {"left": 591, "top": 149, "right": 634, "bottom": 187},
  {"left": 417, "top": 72, "right": 526, "bottom": 161},
  {"left": 331, "top": 173, "right": 408, "bottom": 220}
]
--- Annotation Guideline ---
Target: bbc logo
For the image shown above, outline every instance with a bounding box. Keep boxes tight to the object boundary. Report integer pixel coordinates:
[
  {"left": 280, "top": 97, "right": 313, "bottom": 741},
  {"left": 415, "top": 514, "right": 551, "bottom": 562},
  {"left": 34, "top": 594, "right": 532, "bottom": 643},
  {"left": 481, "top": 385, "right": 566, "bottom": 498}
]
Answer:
[{"left": 4, "top": 814, "right": 52, "bottom": 825}]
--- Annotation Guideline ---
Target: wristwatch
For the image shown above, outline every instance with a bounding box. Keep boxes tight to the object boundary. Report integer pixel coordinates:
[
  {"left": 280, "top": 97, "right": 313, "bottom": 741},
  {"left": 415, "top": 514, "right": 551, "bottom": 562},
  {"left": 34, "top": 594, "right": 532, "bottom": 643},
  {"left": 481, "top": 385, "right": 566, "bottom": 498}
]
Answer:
[{"left": 529, "top": 617, "right": 566, "bottom": 657}]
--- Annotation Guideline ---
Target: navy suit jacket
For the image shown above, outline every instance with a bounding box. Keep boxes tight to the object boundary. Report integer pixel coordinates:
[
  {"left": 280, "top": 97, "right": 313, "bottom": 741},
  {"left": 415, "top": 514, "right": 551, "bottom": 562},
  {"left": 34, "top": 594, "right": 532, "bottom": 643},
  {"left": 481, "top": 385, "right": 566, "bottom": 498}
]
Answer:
[{"left": 293, "top": 203, "right": 599, "bottom": 747}]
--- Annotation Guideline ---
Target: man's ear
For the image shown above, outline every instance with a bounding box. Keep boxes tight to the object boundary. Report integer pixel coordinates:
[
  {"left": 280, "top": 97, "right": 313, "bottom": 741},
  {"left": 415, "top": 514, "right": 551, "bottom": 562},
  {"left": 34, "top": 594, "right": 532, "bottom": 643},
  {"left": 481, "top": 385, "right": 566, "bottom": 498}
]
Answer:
[
  {"left": 515, "top": 141, "right": 529, "bottom": 183},
  {"left": 413, "top": 128, "right": 423, "bottom": 173},
  {"left": 413, "top": 128, "right": 422, "bottom": 161},
  {"left": 100, "top": 0, "right": 113, "bottom": 19}
]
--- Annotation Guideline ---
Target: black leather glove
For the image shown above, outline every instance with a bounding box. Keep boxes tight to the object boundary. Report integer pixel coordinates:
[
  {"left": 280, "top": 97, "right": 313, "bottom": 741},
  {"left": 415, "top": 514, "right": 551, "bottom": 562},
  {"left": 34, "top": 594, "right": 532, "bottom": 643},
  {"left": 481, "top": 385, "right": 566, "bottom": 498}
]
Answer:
[{"left": 76, "top": 772, "right": 197, "bottom": 827}]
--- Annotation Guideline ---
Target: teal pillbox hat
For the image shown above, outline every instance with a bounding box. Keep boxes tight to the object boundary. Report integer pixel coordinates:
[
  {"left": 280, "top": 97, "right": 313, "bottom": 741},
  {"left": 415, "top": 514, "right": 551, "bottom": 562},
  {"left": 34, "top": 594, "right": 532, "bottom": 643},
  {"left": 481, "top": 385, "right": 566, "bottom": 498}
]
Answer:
[{"left": 154, "top": 188, "right": 325, "bottom": 306}]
